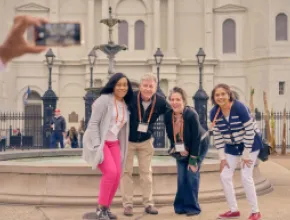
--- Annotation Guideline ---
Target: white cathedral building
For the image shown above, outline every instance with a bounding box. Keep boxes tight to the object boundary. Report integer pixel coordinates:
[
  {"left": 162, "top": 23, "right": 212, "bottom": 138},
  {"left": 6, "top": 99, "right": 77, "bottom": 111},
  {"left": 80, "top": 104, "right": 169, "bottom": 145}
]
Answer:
[{"left": 0, "top": 0, "right": 290, "bottom": 128}]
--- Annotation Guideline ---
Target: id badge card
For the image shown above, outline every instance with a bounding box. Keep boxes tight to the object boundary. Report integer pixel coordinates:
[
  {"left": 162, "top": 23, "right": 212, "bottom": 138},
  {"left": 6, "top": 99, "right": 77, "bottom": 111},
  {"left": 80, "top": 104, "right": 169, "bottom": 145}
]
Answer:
[
  {"left": 175, "top": 143, "right": 185, "bottom": 152},
  {"left": 110, "top": 124, "right": 120, "bottom": 137},
  {"left": 137, "top": 123, "right": 149, "bottom": 133}
]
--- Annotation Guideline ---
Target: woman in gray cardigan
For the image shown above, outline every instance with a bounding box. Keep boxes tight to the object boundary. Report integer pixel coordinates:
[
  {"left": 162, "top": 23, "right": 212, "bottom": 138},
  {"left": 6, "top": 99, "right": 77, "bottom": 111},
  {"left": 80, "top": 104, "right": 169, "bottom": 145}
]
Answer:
[{"left": 82, "top": 72, "right": 133, "bottom": 220}]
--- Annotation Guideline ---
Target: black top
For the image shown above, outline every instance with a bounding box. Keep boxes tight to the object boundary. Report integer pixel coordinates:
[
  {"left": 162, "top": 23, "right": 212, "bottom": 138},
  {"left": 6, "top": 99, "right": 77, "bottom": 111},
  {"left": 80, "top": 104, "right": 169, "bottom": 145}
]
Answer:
[
  {"left": 50, "top": 116, "right": 66, "bottom": 132},
  {"left": 128, "top": 91, "right": 171, "bottom": 142},
  {"left": 164, "top": 106, "right": 201, "bottom": 157}
]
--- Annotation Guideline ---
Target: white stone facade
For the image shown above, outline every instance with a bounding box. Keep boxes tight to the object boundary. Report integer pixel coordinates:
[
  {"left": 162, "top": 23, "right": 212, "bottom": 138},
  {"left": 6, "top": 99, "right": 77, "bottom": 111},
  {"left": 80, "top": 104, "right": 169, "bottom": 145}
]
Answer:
[{"left": 1, "top": 0, "right": 290, "bottom": 128}]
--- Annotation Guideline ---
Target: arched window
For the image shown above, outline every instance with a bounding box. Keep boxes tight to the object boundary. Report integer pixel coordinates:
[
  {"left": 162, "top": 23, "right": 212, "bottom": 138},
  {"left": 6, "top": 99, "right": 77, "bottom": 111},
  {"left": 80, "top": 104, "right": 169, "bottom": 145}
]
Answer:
[
  {"left": 276, "top": 13, "right": 288, "bottom": 41},
  {"left": 118, "top": 20, "right": 128, "bottom": 47},
  {"left": 223, "top": 19, "right": 236, "bottom": 53},
  {"left": 134, "top": 20, "right": 145, "bottom": 50}
]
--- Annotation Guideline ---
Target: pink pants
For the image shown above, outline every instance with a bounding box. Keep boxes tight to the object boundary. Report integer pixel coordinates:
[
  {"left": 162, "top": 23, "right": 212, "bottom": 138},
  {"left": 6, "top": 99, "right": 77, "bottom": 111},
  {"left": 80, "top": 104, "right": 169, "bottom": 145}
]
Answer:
[{"left": 98, "top": 140, "right": 121, "bottom": 207}]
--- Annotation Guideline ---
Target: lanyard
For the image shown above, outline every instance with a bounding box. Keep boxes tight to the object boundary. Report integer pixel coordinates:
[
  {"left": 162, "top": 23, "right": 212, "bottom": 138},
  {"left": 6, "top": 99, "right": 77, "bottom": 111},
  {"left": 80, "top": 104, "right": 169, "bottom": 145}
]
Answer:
[
  {"left": 172, "top": 112, "right": 184, "bottom": 143},
  {"left": 114, "top": 97, "right": 125, "bottom": 124},
  {"left": 210, "top": 107, "right": 221, "bottom": 129},
  {"left": 137, "top": 92, "right": 156, "bottom": 123}
]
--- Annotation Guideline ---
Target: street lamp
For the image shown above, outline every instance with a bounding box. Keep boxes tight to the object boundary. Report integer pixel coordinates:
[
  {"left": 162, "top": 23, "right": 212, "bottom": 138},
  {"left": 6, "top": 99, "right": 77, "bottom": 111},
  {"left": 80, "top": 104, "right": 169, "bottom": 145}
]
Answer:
[
  {"left": 196, "top": 47, "right": 206, "bottom": 89},
  {"left": 88, "top": 48, "right": 97, "bottom": 88},
  {"left": 84, "top": 49, "right": 98, "bottom": 129},
  {"left": 45, "top": 48, "right": 55, "bottom": 90},
  {"left": 193, "top": 47, "right": 209, "bottom": 130},
  {"left": 152, "top": 48, "right": 166, "bottom": 148},
  {"left": 154, "top": 48, "right": 164, "bottom": 97},
  {"left": 43, "top": 48, "right": 58, "bottom": 148}
]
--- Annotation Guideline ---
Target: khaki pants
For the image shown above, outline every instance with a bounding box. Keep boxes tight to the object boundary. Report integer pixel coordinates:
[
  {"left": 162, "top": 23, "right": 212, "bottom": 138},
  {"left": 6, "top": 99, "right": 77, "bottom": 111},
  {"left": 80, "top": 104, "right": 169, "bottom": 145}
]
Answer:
[{"left": 121, "top": 139, "right": 154, "bottom": 207}]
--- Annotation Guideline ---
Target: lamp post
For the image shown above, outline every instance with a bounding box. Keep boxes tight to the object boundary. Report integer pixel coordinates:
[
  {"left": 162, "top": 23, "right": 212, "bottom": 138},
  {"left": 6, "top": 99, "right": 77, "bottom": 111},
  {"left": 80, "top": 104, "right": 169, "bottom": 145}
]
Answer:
[
  {"left": 154, "top": 48, "right": 165, "bottom": 97},
  {"left": 193, "top": 48, "right": 209, "bottom": 130},
  {"left": 88, "top": 48, "right": 97, "bottom": 88},
  {"left": 152, "top": 48, "right": 166, "bottom": 148},
  {"left": 84, "top": 48, "right": 98, "bottom": 128},
  {"left": 42, "top": 48, "right": 58, "bottom": 148},
  {"left": 45, "top": 48, "right": 55, "bottom": 90}
]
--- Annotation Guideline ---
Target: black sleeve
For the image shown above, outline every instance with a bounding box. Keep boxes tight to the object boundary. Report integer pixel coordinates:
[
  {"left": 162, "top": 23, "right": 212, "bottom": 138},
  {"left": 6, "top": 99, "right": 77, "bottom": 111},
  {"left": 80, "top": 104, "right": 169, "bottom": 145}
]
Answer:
[
  {"left": 62, "top": 117, "right": 66, "bottom": 132},
  {"left": 189, "top": 111, "right": 201, "bottom": 157},
  {"left": 159, "top": 98, "right": 172, "bottom": 116},
  {"left": 164, "top": 112, "right": 175, "bottom": 148}
]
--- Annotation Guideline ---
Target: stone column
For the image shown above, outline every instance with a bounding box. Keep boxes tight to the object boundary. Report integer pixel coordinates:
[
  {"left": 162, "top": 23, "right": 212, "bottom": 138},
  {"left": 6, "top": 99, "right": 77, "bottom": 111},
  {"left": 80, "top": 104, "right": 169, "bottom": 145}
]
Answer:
[
  {"left": 167, "top": 0, "right": 176, "bottom": 57},
  {"left": 153, "top": 0, "right": 161, "bottom": 51},
  {"left": 204, "top": 0, "right": 214, "bottom": 59},
  {"left": 101, "top": 0, "right": 109, "bottom": 44},
  {"left": 87, "top": 0, "right": 95, "bottom": 50}
]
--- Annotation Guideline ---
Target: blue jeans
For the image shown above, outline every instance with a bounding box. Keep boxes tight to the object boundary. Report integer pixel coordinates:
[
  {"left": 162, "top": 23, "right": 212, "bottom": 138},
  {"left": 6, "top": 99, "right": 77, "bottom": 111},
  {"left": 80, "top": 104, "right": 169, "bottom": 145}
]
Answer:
[
  {"left": 50, "top": 131, "right": 64, "bottom": 148},
  {"left": 174, "top": 136, "right": 210, "bottom": 215},
  {"left": 175, "top": 159, "right": 201, "bottom": 214}
]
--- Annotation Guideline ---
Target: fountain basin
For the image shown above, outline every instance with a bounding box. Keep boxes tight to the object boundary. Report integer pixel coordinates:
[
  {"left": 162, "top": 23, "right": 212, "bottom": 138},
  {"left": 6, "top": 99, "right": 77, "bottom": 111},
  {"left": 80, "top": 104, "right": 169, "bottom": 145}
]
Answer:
[{"left": 0, "top": 149, "right": 272, "bottom": 206}]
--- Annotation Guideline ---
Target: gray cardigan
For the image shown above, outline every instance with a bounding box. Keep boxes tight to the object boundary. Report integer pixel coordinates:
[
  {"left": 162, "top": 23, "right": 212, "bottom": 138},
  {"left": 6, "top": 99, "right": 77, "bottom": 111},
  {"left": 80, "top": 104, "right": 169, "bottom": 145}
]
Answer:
[{"left": 82, "top": 94, "right": 130, "bottom": 170}]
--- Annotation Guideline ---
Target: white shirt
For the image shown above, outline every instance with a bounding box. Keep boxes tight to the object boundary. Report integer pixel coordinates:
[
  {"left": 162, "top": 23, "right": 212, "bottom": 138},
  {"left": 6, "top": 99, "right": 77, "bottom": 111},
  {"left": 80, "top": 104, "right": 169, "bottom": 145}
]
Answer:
[
  {"left": 105, "top": 100, "right": 128, "bottom": 141},
  {"left": 142, "top": 100, "right": 151, "bottom": 111}
]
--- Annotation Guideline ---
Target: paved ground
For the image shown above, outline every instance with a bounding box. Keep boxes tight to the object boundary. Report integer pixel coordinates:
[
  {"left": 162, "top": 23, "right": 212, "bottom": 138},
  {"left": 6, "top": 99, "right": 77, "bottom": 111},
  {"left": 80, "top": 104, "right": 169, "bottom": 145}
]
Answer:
[{"left": 0, "top": 155, "right": 290, "bottom": 220}]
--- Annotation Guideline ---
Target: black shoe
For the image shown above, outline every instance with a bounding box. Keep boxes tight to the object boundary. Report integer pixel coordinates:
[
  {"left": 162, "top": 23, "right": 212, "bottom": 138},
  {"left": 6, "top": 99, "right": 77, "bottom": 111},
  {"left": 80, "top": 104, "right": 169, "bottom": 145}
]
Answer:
[
  {"left": 186, "top": 212, "right": 200, "bottom": 216},
  {"left": 145, "top": 205, "right": 158, "bottom": 215},
  {"left": 97, "top": 207, "right": 117, "bottom": 220},
  {"left": 96, "top": 207, "right": 110, "bottom": 220}
]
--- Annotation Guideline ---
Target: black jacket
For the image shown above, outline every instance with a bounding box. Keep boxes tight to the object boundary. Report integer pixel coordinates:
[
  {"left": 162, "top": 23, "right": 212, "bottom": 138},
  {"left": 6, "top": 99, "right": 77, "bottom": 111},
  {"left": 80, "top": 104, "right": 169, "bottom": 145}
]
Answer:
[
  {"left": 129, "top": 91, "right": 171, "bottom": 142},
  {"left": 164, "top": 106, "right": 201, "bottom": 157},
  {"left": 50, "top": 116, "right": 66, "bottom": 132}
]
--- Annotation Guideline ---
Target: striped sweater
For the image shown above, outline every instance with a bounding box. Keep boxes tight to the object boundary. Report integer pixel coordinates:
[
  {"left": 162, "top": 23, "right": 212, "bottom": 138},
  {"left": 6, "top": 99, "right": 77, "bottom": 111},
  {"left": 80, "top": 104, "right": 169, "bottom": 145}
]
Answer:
[{"left": 209, "top": 100, "right": 262, "bottom": 159}]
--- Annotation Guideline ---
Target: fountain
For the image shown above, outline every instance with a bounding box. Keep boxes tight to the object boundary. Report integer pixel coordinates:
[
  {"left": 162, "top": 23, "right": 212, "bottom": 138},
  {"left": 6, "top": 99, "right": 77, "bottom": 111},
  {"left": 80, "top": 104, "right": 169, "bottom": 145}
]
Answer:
[
  {"left": 0, "top": 6, "right": 272, "bottom": 208},
  {"left": 0, "top": 148, "right": 272, "bottom": 206}
]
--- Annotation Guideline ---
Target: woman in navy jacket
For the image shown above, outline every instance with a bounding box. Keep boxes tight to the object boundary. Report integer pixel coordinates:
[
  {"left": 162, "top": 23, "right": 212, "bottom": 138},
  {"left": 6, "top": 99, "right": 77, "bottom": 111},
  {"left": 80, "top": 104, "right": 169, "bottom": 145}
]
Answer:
[
  {"left": 210, "top": 83, "right": 262, "bottom": 220},
  {"left": 164, "top": 87, "right": 209, "bottom": 216}
]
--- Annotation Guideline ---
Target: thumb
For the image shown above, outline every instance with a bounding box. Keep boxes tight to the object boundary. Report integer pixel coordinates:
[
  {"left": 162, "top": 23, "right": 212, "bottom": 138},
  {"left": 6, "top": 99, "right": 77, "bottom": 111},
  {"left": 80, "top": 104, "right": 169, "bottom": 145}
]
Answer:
[{"left": 25, "top": 45, "right": 47, "bottom": 54}]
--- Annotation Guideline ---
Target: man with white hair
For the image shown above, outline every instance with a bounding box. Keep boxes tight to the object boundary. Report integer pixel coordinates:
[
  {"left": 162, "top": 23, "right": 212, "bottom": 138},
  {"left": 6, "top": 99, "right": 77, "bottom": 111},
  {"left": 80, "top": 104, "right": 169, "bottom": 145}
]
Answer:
[{"left": 121, "top": 73, "right": 170, "bottom": 216}]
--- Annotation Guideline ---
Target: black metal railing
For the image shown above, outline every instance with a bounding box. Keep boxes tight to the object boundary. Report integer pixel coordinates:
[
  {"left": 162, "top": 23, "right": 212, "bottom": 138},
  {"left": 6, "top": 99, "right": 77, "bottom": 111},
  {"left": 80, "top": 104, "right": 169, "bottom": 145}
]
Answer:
[
  {"left": 255, "top": 111, "right": 290, "bottom": 149},
  {"left": 0, "top": 112, "right": 43, "bottom": 151}
]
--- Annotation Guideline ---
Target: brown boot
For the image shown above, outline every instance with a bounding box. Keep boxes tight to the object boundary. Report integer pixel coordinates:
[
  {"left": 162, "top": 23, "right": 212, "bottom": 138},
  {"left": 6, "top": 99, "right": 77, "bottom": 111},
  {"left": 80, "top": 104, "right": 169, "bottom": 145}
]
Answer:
[
  {"left": 123, "top": 206, "right": 133, "bottom": 216},
  {"left": 145, "top": 205, "right": 158, "bottom": 215}
]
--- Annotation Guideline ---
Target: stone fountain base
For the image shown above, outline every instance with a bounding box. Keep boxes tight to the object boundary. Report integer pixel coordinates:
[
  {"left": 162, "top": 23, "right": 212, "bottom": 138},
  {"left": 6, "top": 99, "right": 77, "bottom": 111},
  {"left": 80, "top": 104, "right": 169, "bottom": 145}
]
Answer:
[{"left": 0, "top": 149, "right": 272, "bottom": 206}]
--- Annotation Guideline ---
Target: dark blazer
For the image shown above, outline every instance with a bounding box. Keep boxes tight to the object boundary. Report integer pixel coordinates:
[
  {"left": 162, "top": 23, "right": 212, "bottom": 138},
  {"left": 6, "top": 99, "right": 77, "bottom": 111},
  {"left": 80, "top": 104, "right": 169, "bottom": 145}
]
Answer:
[
  {"left": 164, "top": 106, "right": 201, "bottom": 157},
  {"left": 128, "top": 91, "right": 171, "bottom": 142}
]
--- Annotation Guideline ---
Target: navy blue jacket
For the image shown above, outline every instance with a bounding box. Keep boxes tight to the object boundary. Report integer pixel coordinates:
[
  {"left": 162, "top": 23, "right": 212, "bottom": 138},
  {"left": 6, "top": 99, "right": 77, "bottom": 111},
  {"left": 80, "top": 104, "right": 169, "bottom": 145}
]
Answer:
[{"left": 209, "top": 100, "right": 262, "bottom": 156}]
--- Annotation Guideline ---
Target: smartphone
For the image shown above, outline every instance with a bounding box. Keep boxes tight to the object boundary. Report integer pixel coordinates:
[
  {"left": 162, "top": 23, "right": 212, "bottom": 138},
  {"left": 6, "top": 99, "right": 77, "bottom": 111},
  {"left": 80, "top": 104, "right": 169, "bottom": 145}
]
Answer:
[{"left": 33, "top": 22, "right": 81, "bottom": 46}]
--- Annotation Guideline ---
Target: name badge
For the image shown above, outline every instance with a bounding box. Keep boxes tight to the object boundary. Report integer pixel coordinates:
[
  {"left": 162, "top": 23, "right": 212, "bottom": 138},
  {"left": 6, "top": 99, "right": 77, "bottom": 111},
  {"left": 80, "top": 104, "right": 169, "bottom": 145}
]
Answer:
[
  {"left": 138, "top": 123, "right": 149, "bottom": 133},
  {"left": 175, "top": 143, "right": 185, "bottom": 152},
  {"left": 110, "top": 124, "right": 120, "bottom": 137}
]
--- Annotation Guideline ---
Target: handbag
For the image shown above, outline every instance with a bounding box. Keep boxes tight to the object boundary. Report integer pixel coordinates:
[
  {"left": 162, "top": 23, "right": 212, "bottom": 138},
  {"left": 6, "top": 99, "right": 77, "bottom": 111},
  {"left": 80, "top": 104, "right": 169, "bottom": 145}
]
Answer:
[{"left": 256, "top": 132, "right": 271, "bottom": 162}]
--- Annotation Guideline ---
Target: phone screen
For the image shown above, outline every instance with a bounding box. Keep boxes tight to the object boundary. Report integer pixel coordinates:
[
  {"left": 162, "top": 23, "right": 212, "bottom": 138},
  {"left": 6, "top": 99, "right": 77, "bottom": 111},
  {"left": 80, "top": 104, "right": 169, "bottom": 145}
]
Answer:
[{"left": 34, "top": 23, "right": 81, "bottom": 46}]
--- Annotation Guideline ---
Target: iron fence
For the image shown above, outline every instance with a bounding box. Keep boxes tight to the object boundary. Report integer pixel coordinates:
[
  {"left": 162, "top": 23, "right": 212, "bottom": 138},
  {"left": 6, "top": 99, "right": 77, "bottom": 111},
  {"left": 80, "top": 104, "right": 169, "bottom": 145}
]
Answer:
[
  {"left": 255, "top": 111, "right": 290, "bottom": 149},
  {"left": 0, "top": 112, "right": 43, "bottom": 151}
]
